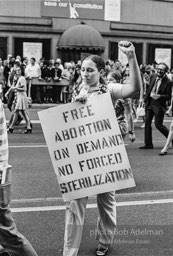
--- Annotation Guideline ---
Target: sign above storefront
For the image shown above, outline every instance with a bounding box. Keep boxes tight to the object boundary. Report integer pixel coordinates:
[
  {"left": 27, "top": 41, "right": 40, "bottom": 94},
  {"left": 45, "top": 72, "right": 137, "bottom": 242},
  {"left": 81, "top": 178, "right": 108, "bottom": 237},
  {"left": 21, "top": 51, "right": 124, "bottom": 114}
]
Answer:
[
  {"left": 154, "top": 0, "right": 173, "bottom": 2},
  {"left": 23, "top": 42, "right": 42, "bottom": 63},
  {"left": 41, "top": 0, "right": 121, "bottom": 21}
]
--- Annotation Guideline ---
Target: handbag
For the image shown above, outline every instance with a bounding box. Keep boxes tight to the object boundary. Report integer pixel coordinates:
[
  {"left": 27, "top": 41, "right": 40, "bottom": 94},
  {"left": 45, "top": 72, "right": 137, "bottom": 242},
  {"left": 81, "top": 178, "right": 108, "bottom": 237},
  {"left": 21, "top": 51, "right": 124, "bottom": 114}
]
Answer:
[{"left": 136, "top": 103, "right": 145, "bottom": 117}]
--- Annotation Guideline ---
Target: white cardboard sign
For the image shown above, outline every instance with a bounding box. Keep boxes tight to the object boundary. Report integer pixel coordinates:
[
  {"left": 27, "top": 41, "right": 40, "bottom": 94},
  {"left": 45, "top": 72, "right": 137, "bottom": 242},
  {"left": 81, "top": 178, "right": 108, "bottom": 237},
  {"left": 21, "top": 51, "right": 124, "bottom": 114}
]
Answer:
[
  {"left": 155, "top": 48, "right": 171, "bottom": 68},
  {"left": 104, "top": 0, "right": 121, "bottom": 21},
  {"left": 38, "top": 93, "right": 135, "bottom": 202}
]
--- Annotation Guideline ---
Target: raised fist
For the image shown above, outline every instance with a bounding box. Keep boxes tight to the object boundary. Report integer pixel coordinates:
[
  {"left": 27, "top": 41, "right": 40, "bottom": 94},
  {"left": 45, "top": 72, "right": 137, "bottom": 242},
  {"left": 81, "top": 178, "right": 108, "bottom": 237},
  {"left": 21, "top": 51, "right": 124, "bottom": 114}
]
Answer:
[
  {"left": 118, "top": 41, "right": 132, "bottom": 48},
  {"left": 118, "top": 41, "right": 135, "bottom": 56}
]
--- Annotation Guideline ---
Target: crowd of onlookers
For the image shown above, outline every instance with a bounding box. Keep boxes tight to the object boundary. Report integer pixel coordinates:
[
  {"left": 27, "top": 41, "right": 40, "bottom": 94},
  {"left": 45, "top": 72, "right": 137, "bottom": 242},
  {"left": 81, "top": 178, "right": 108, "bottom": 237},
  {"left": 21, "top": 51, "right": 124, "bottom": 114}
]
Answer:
[
  {"left": 0, "top": 55, "right": 83, "bottom": 104},
  {"left": 0, "top": 52, "right": 172, "bottom": 150},
  {"left": 0, "top": 54, "right": 173, "bottom": 120}
]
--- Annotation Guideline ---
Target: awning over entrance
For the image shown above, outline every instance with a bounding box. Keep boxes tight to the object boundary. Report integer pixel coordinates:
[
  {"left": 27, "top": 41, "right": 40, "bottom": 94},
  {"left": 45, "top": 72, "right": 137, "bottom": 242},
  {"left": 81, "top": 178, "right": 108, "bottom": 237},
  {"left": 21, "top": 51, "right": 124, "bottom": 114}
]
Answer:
[{"left": 57, "top": 24, "right": 105, "bottom": 51}]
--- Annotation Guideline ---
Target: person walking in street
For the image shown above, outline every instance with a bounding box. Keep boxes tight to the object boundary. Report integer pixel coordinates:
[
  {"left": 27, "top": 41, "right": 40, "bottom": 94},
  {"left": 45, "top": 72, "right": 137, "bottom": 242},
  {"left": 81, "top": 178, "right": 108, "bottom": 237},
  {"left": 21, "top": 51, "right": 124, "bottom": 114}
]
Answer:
[
  {"left": 139, "top": 62, "right": 172, "bottom": 149},
  {"left": 165, "top": 79, "right": 173, "bottom": 117},
  {"left": 63, "top": 41, "right": 142, "bottom": 256},
  {"left": 7, "top": 66, "right": 32, "bottom": 134},
  {"left": 51, "top": 61, "right": 62, "bottom": 103},
  {"left": 160, "top": 119, "right": 173, "bottom": 155},
  {"left": 0, "top": 98, "right": 38, "bottom": 256},
  {"left": 160, "top": 95, "right": 173, "bottom": 155},
  {"left": 25, "top": 57, "right": 41, "bottom": 103}
]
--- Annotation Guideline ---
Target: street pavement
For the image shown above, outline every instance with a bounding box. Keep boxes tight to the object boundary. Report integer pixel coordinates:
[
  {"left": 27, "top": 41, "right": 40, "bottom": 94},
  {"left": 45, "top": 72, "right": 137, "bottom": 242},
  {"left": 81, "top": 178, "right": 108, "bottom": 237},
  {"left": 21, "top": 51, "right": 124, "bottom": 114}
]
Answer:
[{"left": 3, "top": 104, "right": 173, "bottom": 256}]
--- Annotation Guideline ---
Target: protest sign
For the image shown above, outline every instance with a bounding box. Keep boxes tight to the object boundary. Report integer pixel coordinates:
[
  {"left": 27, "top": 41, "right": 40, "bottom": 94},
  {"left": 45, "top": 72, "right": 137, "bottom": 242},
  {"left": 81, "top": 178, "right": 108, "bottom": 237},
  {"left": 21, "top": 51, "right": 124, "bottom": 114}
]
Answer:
[{"left": 38, "top": 93, "right": 136, "bottom": 202}]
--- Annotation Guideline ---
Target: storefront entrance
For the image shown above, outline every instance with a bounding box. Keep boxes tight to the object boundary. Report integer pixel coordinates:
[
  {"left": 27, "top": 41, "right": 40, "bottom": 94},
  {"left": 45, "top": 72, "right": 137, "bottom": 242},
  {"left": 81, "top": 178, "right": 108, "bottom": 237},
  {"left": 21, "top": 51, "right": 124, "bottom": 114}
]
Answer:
[
  {"left": 0, "top": 37, "right": 7, "bottom": 60},
  {"left": 147, "top": 43, "right": 173, "bottom": 68},
  {"left": 109, "top": 41, "right": 143, "bottom": 66}
]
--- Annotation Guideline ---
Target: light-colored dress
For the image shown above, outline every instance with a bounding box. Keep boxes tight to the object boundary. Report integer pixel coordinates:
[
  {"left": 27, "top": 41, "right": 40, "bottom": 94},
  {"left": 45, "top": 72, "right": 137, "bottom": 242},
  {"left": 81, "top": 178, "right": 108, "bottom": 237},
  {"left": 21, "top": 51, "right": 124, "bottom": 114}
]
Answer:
[{"left": 15, "top": 76, "right": 28, "bottom": 111}]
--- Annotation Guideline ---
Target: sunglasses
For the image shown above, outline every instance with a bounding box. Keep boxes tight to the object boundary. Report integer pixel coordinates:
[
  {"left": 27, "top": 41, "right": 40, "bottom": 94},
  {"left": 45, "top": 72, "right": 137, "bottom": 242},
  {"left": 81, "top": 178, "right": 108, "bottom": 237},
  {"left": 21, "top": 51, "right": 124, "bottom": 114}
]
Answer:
[{"left": 157, "top": 68, "right": 165, "bottom": 72}]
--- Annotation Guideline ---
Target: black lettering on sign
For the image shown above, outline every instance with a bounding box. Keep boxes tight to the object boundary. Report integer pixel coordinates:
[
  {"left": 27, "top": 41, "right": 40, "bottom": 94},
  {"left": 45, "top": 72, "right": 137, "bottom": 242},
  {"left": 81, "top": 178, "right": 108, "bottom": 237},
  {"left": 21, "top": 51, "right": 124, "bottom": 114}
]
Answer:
[
  {"left": 56, "top": 119, "right": 112, "bottom": 142},
  {"left": 62, "top": 129, "right": 70, "bottom": 140},
  {"left": 57, "top": 164, "right": 73, "bottom": 176},
  {"left": 62, "top": 105, "right": 95, "bottom": 123},
  {"left": 78, "top": 177, "right": 88, "bottom": 188},
  {"left": 77, "top": 152, "right": 122, "bottom": 172},
  {"left": 85, "top": 123, "right": 92, "bottom": 134},
  {"left": 76, "top": 134, "right": 122, "bottom": 155},
  {"left": 105, "top": 173, "right": 113, "bottom": 183},
  {"left": 60, "top": 183, "right": 68, "bottom": 194},
  {"left": 59, "top": 168, "right": 134, "bottom": 194},
  {"left": 115, "top": 168, "right": 133, "bottom": 181},
  {"left": 78, "top": 125, "right": 86, "bottom": 136},
  {"left": 54, "top": 147, "right": 70, "bottom": 161},
  {"left": 71, "top": 109, "right": 78, "bottom": 120},
  {"left": 78, "top": 160, "right": 85, "bottom": 172},
  {"left": 55, "top": 132, "right": 62, "bottom": 142}
]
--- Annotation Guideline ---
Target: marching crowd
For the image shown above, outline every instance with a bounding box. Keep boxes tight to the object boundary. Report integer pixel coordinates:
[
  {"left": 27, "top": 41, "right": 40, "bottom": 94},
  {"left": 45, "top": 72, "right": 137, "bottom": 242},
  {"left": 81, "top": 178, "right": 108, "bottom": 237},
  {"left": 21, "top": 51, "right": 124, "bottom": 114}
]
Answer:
[
  {"left": 0, "top": 41, "right": 173, "bottom": 255},
  {"left": 0, "top": 52, "right": 172, "bottom": 147}
]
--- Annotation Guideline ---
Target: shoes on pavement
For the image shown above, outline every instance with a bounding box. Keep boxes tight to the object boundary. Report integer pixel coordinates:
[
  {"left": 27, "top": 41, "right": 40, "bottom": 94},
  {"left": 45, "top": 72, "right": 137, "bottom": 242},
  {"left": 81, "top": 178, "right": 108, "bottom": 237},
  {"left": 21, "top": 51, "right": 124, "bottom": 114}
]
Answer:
[
  {"left": 159, "top": 151, "right": 168, "bottom": 156},
  {"left": 139, "top": 145, "right": 153, "bottom": 149},
  {"left": 96, "top": 244, "right": 109, "bottom": 256},
  {"left": 165, "top": 112, "right": 171, "bottom": 117},
  {"left": 160, "top": 145, "right": 169, "bottom": 155}
]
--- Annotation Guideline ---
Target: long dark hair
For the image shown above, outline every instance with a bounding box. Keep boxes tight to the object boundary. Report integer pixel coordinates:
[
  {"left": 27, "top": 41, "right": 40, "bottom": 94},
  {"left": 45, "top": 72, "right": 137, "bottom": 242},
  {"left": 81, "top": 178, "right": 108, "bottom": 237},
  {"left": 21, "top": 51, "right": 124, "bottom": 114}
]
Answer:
[
  {"left": 83, "top": 55, "right": 106, "bottom": 84},
  {"left": 84, "top": 55, "right": 105, "bottom": 71},
  {"left": 73, "top": 64, "right": 81, "bottom": 83}
]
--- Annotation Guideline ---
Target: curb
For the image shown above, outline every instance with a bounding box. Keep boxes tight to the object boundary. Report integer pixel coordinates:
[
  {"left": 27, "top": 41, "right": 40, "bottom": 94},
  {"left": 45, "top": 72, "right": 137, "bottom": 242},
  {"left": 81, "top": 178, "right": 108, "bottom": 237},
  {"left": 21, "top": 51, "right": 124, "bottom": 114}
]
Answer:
[
  {"left": 3, "top": 103, "right": 58, "bottom": 110},
  {"left": 30, "top": 104, "right": 58, "bottom": 109}
]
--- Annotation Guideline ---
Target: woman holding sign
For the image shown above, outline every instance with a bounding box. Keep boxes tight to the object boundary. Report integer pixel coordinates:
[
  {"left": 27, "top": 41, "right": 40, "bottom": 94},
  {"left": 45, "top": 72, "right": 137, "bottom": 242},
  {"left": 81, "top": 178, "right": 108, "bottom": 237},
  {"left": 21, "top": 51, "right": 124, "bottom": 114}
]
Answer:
[{"left": 63, "top": 41, "right": 142, "bottom": 256}]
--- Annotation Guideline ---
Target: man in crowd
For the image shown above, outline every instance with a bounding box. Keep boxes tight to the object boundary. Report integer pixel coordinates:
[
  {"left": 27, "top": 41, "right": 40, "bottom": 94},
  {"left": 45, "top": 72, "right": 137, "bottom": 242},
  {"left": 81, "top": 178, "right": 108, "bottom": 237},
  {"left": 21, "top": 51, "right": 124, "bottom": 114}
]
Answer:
[
  {"left": 51, "top": 61, "right": 62, "bottom": 103},
  {"left": 139, "top": 62, "right": 172, "bottom": 149},
  {"left": 25, "top": 57, "right": 41, "bottom": 102}
]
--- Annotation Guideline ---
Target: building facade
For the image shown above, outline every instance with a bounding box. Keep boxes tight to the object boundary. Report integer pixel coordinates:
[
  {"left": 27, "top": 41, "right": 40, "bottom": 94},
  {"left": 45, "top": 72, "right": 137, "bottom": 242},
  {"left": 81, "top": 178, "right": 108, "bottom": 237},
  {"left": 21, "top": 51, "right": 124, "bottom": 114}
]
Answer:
[{"left": 0, "top": 0, "right": 173, "bottom": 67}]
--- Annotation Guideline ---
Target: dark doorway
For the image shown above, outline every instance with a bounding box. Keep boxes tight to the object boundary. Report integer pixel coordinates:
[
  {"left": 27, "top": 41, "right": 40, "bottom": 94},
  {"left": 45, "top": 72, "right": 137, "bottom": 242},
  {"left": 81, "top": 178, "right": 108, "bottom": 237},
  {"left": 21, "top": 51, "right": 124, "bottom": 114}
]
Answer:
[
  {"left": 0, "top": 37, "right": 7, "bottom": 60},
  {"left": 147, "top": 43, "right": 173, "bottom": 67},
  {"left": 109, "top": 41, "right": 143, "bottom": 65}
]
